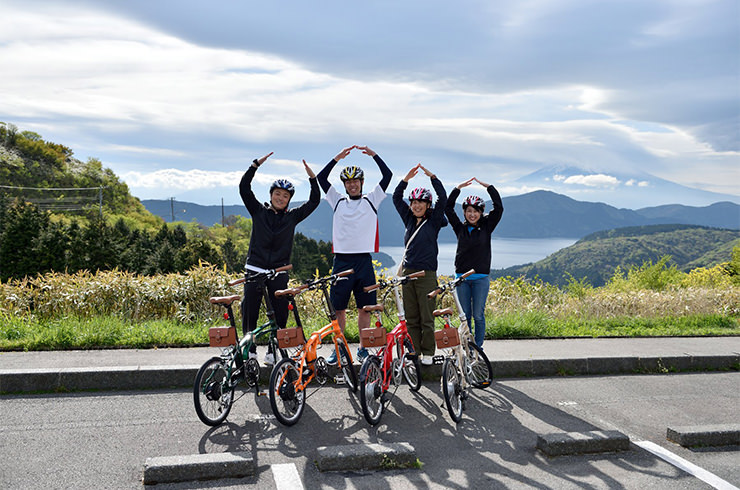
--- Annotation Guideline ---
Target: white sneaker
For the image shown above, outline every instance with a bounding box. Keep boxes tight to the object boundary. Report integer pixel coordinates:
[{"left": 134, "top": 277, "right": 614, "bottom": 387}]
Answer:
[
  {"left": 248, "top": 351, "right": 258, "bottom": 360},
  {"left": 421, "top": 355, "right": 433, "bottom": 366},
  {"left": 263, "top": 352, "right": 275, "bottom": 365}
]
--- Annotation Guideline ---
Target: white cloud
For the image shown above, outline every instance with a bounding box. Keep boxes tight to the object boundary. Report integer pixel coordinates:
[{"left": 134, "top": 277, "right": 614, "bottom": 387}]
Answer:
[
  {"left": 559, "top": 174, "right": 621, "bottom": 188},
  {"left": 123, "top": 162, "right": 309, "bottom": 191},
  {"left": 0, "top": 1, "right": 737, "bottom": 206}
]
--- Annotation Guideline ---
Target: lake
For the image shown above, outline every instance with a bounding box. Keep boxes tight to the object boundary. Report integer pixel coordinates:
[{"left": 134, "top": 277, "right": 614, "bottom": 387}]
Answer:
[{"left": 381, "top": 238, "right": 578, "bottom": 275}]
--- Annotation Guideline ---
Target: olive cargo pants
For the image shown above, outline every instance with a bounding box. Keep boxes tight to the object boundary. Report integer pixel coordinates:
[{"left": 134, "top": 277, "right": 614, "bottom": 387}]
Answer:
[{"left": 401, "top": 268, "right": 438, "bottom": 357}]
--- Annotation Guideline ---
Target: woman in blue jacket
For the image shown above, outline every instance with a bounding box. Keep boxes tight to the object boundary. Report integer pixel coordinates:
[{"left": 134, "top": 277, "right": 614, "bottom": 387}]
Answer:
[
  {"left": 445, "top": 177, "right": 504, "bottom": 348},
  {"left": 393, "top": 164, "right": 447, "bottom": 365}
]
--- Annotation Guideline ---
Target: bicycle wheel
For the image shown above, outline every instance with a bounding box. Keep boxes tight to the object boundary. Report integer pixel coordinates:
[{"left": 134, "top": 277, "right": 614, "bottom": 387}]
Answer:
[
  {"left": 466, "top": 341, "right": 493, "bottom": 389},
  {"left": 442, "top": 357, "right": 463, "bottom": 423},
  {"left": 269, "top": 357, "right": 305, "bottom": 426},
  {"left": 336, "top": 339, "right": 358, "bottom": 393},
  {"left": 400, "top": 338, "right": 422, "bottom": 392},
  {"left": 193, "top": 357, "right": 234, "bottom": 426},
  {"left": 359, "top": 356, "right": 384, "bottom": 425}
]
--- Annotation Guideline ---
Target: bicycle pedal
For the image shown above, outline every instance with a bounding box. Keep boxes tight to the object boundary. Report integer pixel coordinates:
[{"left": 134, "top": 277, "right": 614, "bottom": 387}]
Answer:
[
  {"left": 432, "top": 355, "right": 444, "bottom": 365},
  {"left": 256, "top": 390, "right": 268, "bottom": 397},
  {"left": 334, "top": 375, "right": 345, "bottom": 384}
]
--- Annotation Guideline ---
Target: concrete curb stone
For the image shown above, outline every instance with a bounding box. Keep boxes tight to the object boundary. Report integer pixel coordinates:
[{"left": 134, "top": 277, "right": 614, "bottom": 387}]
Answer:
[
  {"left": 315, "top": 442, "right": 417, "bottom": 472},
  {"left": 666, "top": 424, "right": 740, "bottom": 447},
  {"left": 1, "top": 352, "right": 737, "bottom": 394},
  {"left": 143, "top": 451, "right": 255, "bottom": 485},
  {"left": 537, "top": 430, "right": 630, "bottom": 457}
]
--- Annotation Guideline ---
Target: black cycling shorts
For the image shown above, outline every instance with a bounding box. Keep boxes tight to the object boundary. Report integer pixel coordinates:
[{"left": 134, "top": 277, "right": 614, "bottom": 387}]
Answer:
[{"left": 330, "top": 253, "right": 377, "bottom": 310}]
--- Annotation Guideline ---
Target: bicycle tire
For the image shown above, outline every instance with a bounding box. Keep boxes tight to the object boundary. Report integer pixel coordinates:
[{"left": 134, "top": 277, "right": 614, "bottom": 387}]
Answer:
[
  {"left": 442, "top": 357, "right": 463, "bottom": 423},
  {"left": 336, "top": 339, "right": 358, "bottom": 393},
  {"left": 359, "top": 356, "right": 384, "bottom": 425},
  {"left": 193, "top": 356, "right": 234, "bottom": 426},
  {"left": 269, "top": 357, "right": 305, "bottom": 426},
  {"left": 400, "top": 338, "right": 422, "bottom": 392},
  {"left": 466, "top": 341, "right": 493, "bottom": 389}
]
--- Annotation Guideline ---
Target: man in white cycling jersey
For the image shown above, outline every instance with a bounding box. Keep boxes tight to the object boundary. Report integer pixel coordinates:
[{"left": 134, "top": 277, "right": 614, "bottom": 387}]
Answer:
[{"left": 316, "top": 145, "right": 392, "bottom": 364}]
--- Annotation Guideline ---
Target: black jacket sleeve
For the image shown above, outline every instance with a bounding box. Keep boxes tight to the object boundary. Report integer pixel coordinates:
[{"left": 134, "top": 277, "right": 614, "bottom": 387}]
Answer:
[
  {"left": 292, "top": 177, "right": 321, "bottom": 223},
  {"left": 445, "top": 187, "right": 463, "bottom": 233},
  {"left": 392, "top": 180, "right": 412, "bottom": 223},
  {"left": 239, "top": 165, "right": 262, "bottom": 216},
  {"left": 430, "top": 177, "right": 448, "bottom": 227},
  {"left": 484, "top": 184, "right": 504, "bottom": 233},
  {"left": 317, "top": 159, "right": 337, "bottom": 194},
  {"left": 374, "top": 155, "right": 393, "bottom": 191}
]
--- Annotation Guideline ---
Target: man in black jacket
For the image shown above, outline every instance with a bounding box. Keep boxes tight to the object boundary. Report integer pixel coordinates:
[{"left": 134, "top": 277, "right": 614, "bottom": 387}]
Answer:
[{"left": 239, "top": 152, "right": 320, "bottom": 363}]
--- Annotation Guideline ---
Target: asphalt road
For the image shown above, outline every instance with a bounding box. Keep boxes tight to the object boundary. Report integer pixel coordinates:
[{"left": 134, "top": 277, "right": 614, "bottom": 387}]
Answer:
[{"left": 1, "top": 372, "right": 738, "bottom": 489}]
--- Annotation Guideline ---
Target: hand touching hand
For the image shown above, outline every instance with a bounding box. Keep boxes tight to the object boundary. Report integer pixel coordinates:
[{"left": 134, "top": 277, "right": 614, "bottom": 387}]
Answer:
[
  {"left": 356, "top": 146, "right": 376, "bottom": 157},
  {"left": 403, "top": 163, "right": 421, "bottom": 182},
  {"left": 334, "top": 146, "right": 354, "bottom": 162},
  {"left": 456, "top": 177, "right": 475, "bottom": 189},
  {"left": 418, "top": 164, "right": 435, "bottom": 178}
]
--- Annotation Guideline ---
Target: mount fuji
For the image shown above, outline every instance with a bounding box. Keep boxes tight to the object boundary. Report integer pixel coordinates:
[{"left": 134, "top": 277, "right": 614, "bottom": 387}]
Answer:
[{"left": 511, "top": 165, "right": 739, "bottom": 209}]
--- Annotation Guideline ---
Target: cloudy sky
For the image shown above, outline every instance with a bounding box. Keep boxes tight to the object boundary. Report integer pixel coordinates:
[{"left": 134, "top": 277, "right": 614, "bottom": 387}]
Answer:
[{"left": 1, "top": 0, "right": 738, "bottom": 208}]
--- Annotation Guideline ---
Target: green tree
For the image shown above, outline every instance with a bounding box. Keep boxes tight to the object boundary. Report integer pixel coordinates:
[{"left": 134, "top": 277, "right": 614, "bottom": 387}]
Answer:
[{"left": 0, "top": 200, "right": 49, "bottom": 280}]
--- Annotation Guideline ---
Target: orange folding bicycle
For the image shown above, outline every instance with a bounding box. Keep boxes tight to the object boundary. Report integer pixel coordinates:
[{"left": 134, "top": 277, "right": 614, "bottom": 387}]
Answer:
[{"left": 268, "top": 269, "right": 358, "bottom": 426}]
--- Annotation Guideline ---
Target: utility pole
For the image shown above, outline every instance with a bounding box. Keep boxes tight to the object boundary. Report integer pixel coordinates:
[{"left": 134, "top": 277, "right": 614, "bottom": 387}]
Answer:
[
  {"left": 170, "top": 197, "right": 175, "bottom": 222},
  {"left": 221, "top": 198, "right": 225, "bottom": 226}
]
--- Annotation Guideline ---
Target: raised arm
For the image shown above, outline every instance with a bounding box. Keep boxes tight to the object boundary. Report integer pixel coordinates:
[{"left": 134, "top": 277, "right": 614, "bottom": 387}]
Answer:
[
  {"left": 430, "top": 175, "right": 448, "bottom": 221},
  {"left": 392, "top": 178, "right": 411, "bottom": 222},
  {"left": 292, "top": 160, "right": 321, "bottom": 221},
  {"left": 357, "top": 146, "right": 392, "bottom": 191},
  {"left": 445, "top": 186, "right": 463, "bottom": 231},
  {"left": 239, "top": 152, "right": 273, "bottom": 215},
  {"left": 484, "top": 181, "right": 504, "bottom": 232},
  {"left": 317, "top": 146, "right": 353, "bottom": 193}
]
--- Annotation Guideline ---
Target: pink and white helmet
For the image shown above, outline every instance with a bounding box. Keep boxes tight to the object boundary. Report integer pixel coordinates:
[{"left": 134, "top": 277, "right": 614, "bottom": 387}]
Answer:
[
  {"left": 408, "top": 187, "right": 432, "bottom": 203},
  {"left": 462, "top": 195, "right": 485, "bottom": 211}
]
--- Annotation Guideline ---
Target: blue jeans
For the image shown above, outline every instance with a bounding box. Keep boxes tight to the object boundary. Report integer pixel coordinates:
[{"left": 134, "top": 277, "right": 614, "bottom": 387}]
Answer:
[{"left": 456, "top": 276, "right": 489, "bottom": 347}]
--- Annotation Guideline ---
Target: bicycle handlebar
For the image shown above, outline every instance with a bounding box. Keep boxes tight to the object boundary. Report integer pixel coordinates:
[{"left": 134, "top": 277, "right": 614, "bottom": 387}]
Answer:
[
  {"left": 228, "top": 264, "right": 294, "bottom": 287},
  {"left": 363, "top": 270, "right": 426, "bottom": 293},
  {"left": 427, "top": 269, "right": 476, "bottom": 298}
]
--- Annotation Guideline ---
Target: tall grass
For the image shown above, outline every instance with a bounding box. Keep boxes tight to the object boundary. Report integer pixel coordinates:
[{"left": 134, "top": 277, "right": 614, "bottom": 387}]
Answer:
[{"left": 1, "top": 258, "right": 738, "bottom": 350}]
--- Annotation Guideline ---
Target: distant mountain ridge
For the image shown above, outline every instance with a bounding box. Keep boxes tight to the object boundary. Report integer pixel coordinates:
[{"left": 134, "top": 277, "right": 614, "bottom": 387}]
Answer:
[
  {"left": 142, "top": 190, "right": 740, "bottom": 245},
  {"left": 490, "top": 224, "right": 740, "bottom": 287},
  {"left": 514, "top": 164, "right": 740, "bottom": 209}
]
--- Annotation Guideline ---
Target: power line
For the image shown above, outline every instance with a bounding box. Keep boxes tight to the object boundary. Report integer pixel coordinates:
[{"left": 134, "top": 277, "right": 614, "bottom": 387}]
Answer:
[{"left": 1, "top": 185, "right": 105, "bottom": 215}]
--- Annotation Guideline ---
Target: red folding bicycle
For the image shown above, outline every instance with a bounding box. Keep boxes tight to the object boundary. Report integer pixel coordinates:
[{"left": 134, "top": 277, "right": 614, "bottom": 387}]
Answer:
[{"left": 358, "top": 271, "right": 425, "bottom": 425}]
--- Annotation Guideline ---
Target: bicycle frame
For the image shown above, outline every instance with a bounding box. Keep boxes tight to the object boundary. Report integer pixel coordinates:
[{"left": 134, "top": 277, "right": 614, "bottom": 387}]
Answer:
[
  {"left": 274, "top": 269, "right": 356, "bottom": 391},
  {"left": 216, "top": 265, "right": 292, "bottom": 379},
  {"left": 429, "top": 269, "right": 476, "bottom": 390},
  {"left": 363, "top": 271, "right": 425, "bottom": 392}
]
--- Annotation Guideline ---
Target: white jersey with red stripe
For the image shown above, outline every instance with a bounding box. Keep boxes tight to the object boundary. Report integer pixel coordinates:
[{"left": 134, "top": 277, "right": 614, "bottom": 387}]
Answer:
[{"left": 325, "top": 183, "right": 386, "bottom": 253}]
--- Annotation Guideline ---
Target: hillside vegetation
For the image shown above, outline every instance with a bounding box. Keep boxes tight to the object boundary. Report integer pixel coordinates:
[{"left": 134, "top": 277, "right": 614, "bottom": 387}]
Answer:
[
  {"left": 491, "top": 224, "right": 740, "bottom": 287},
  {"left": 0, "top": 122, "right": 333, "bottom": 281}
]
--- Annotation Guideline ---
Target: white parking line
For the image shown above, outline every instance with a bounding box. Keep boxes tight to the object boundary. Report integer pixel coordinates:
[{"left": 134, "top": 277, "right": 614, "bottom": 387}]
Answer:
[
  {"left": 634, "top": 440, "right": 738, "bottom": 490},
  {"left": 271, "top": 463, "right": 304, "bottom": 490}
]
